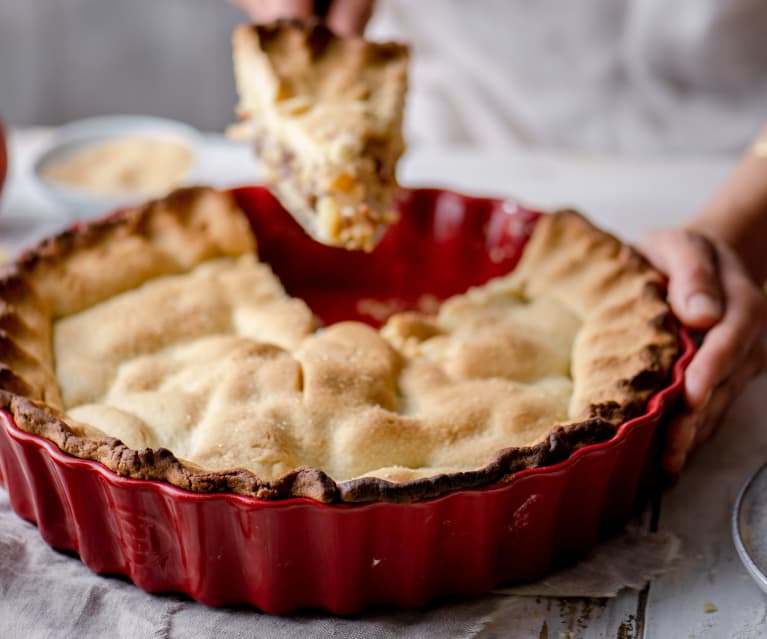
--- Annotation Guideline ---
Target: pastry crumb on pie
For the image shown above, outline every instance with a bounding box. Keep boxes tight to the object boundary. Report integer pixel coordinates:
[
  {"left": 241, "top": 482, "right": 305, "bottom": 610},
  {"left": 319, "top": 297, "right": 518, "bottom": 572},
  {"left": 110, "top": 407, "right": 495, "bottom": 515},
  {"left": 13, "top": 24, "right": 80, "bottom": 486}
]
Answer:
[
  {"left": 0, "top": 187, "right": 679, "bottom": 503},
  {"left": 231, "top": 21, "right": 409, "bottom": 251}
]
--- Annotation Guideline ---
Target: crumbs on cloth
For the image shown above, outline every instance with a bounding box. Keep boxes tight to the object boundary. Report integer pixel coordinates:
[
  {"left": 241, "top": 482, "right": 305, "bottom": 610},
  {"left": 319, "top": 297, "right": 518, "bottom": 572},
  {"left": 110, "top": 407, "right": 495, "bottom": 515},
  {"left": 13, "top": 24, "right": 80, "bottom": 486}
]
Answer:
[{"left": 493, "top": 526, "right": 682, "bottom": 598}]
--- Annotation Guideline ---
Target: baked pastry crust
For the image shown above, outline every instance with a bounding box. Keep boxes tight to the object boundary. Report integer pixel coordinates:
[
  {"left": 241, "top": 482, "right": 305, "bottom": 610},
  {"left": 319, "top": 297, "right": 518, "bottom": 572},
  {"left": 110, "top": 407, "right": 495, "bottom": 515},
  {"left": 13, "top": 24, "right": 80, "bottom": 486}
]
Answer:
[
  {"left": 231, "top": 21, "right": 409, "bottom": 251},
  {"left": 0, "top": 187, "right": 679, "bottom": 503}
]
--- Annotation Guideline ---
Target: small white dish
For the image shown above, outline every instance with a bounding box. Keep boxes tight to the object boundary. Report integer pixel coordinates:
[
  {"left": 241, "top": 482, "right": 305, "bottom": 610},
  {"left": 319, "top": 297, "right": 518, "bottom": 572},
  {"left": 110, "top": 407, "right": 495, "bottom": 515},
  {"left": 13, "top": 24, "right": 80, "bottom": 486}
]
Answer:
[
  {"left": 33, "top": 115, "right": 202, "bottom": 220},
  {"left": 732, "top": 461, "right": 767, "bottom": 594}
]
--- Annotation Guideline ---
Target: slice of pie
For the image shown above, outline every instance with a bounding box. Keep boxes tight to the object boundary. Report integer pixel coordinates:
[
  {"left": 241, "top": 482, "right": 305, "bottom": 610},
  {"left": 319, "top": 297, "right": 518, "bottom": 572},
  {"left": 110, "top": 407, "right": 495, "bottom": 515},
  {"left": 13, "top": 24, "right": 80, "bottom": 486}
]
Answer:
[
  {"left": 231, "top": 21, "right": 409, "bottom": 251},
  {"left": 0, "top": 187, "right": 679, "bottom": 503}
]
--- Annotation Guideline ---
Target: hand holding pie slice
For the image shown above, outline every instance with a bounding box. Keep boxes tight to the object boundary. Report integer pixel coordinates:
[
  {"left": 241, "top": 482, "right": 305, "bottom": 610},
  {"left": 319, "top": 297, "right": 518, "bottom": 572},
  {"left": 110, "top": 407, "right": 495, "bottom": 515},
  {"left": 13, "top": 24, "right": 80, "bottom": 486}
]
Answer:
[{"left": 231, "top": 21, "right": 409, "bottom": 251}]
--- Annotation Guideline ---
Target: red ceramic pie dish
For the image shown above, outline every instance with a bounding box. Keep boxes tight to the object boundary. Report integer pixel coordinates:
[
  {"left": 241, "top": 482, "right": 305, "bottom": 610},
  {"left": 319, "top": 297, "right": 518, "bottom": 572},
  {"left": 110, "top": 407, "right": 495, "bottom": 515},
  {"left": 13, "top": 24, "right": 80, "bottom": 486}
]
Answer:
[{"left": 0, "top": 186, "right": 695, "bottom": 614}]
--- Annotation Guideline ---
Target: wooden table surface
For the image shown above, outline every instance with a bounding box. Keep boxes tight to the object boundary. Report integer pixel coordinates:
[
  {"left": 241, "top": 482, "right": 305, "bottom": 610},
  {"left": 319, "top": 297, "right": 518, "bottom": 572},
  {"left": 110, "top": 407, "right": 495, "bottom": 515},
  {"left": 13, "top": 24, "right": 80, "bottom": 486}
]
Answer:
[{"left": 2, "top": 129, "right": 766, "bottom": 638}]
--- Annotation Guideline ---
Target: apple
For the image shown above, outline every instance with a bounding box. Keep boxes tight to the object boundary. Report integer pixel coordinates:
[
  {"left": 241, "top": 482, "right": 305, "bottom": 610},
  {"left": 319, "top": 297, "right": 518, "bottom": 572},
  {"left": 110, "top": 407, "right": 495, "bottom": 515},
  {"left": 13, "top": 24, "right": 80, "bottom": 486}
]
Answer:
[{"left": 0, "top": 117, "right": 6, "bottom": 202}]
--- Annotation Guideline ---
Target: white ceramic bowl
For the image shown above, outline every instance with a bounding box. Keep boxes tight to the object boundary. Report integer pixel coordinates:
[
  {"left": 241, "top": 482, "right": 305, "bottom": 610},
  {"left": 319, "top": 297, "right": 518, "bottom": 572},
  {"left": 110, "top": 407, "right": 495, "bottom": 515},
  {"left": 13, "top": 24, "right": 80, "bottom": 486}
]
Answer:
[{"left": 33, "top": 115, "right": 202, "bottom": 219}]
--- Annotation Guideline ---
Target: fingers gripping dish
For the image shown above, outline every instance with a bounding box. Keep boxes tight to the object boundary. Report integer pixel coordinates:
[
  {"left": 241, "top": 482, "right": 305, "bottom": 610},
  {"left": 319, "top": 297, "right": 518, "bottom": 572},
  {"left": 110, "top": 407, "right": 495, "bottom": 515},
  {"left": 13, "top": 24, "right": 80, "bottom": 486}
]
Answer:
[
  {"left": 231, "top": 22, "right": 409, "bottom": 251},
  {"left": 0, "top": 187, "right": 678, "bottom": 504}
]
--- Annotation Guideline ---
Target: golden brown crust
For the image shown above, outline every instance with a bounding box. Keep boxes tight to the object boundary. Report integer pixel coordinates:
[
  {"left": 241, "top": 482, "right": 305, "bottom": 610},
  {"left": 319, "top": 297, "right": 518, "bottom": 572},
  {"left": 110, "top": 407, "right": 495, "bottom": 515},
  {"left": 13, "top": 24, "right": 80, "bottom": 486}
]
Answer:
[
  {"left": 504, "top": 210, "right": 679, "bottom": 423},
  {"left": 18, "top": 187, "right": 255, "bottom": 319},
  {"left": 0, "top": 188, "right": 679, "bottom": 503},
  {"left": 1, "top": 389, "right": 614, "bottom": 503}
]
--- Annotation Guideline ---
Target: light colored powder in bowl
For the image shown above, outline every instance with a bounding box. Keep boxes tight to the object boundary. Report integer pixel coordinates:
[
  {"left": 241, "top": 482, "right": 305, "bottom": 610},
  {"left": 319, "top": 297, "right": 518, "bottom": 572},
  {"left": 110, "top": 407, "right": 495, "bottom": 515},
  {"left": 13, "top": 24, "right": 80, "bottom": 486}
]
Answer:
[{"left": 41, "top": 136, "right": 193, "bottom": 196}]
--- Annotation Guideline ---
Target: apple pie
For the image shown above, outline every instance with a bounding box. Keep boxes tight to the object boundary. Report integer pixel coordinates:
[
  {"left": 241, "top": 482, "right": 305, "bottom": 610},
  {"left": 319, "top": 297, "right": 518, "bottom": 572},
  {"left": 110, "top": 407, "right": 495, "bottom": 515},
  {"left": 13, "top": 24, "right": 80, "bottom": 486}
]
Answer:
[{"left": 0, "top": 187, "right": 679, "bottom": 503}]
